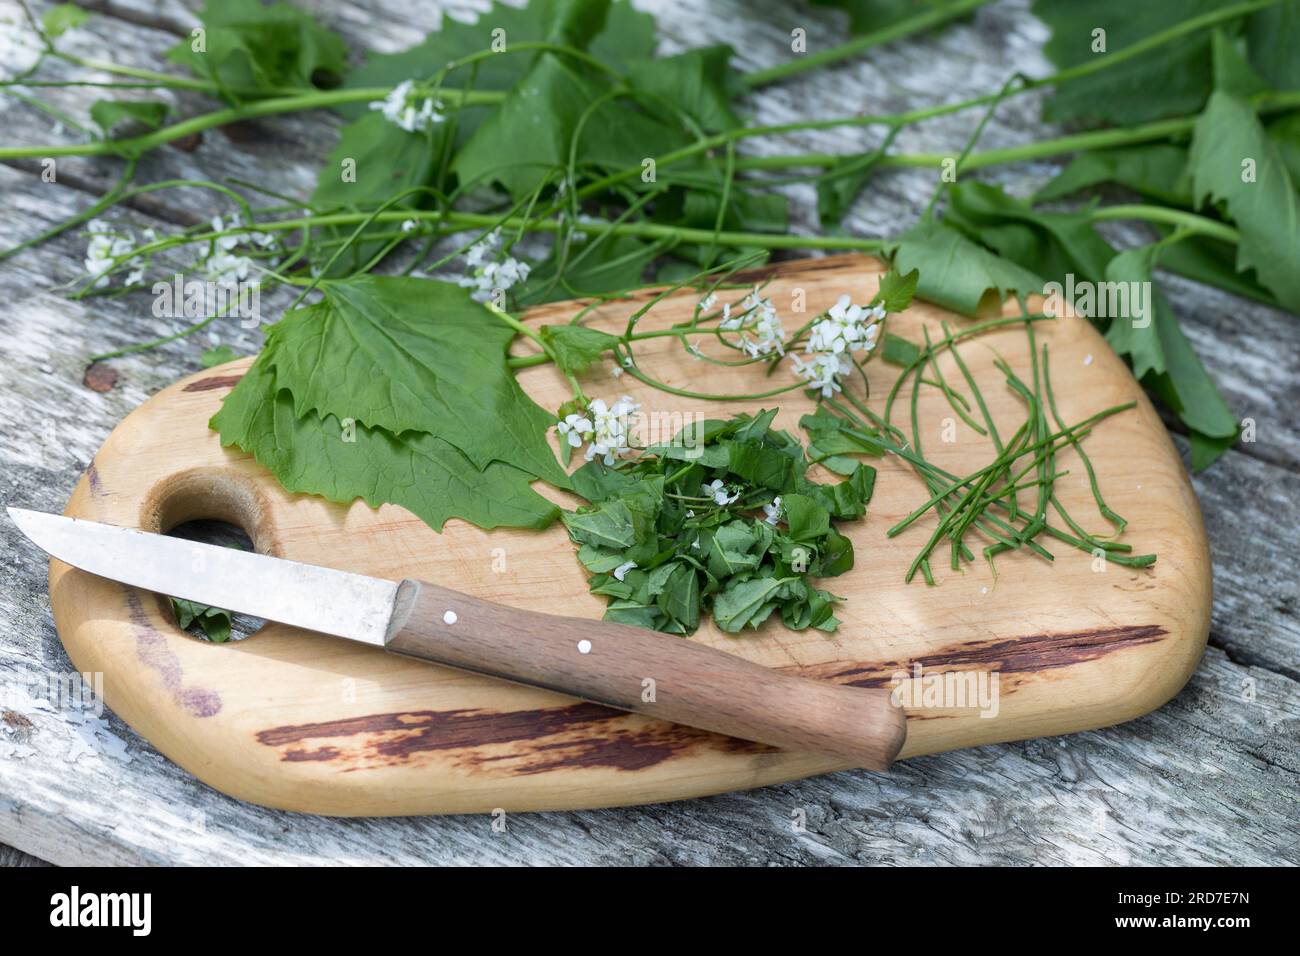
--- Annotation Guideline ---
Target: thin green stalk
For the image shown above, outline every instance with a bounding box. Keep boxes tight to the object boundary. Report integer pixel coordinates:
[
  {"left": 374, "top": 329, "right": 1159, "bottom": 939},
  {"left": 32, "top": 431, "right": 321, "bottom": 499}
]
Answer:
[
  {"left": 742, "top": 0, "right": 994, "bottom": 88},
  {"left": 0, "top": 87, "right": 503, "bottom": 159}
]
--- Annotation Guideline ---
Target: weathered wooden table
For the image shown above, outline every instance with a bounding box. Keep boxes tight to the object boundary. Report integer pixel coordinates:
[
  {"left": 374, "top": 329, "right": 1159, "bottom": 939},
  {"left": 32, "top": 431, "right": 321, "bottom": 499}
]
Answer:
[{"left": 1, "top": 0, "right": 1296, "bottom": 866}]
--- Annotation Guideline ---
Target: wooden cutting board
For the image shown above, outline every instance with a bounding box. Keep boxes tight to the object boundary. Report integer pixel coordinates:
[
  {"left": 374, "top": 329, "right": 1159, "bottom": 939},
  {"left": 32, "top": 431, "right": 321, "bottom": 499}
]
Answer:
[{"left": 48, "top": 254, "right": 1210, "bottom": 815}]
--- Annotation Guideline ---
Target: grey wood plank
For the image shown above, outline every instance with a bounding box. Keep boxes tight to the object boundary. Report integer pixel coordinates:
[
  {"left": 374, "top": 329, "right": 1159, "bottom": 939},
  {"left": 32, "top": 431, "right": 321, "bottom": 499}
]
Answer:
[
  {"left": 0, "top": 0, "right": 1296, "bottom": 866},
  {"left": 0, "top": 842, "right": 51, "bottom": 866}
]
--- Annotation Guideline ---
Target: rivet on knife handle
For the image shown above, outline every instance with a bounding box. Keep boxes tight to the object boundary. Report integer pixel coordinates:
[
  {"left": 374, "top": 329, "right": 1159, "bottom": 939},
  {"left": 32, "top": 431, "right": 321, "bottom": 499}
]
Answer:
[{"left": 385, "top": 579, "right": 907, "bottom": 770}]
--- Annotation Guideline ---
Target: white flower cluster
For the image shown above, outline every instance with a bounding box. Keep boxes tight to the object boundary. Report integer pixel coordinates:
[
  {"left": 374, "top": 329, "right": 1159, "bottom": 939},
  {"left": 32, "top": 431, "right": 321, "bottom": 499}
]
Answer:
[
  {"left": 458, "top": 228, "right": 531, "bottom": 303},
  {"left": 793, "top": 294, "right": 884, "bottom": 397},
  {"left": 703, "top": 478, "right": 740, "bottom": 506},
  {"left": 556, "top": 395, "right": 640, "bottom": 465},
  {"left": 369, "top": 80, "right": 445, "bottom": 133},
  {"left": 202, "top": 215, "right": 275, "bottom": 288},
  {"left": 718, "top": 288, "right": 786, "bottom": 358},
  {"left": 809, "top": 295, "right": 884, "bottom": 354},
  {"left": 84, "top": 220, "right": 149, "bottom": 288}
]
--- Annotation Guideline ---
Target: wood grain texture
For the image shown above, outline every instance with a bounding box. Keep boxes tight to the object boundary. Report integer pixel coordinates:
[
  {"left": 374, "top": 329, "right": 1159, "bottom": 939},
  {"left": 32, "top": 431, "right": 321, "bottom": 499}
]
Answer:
[
  {"left": 44, "top": 255, "right": 1209, "bottom": 814},
  {"left": 1, "top": 0, "right": 1295, "bottom": 864}
]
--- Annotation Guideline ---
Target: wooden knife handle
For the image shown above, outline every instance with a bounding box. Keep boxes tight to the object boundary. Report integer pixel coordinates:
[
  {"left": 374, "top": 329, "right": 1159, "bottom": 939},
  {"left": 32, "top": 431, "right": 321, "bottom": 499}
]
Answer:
[{"left": 385, "top": 579, "right": 907, "bottom": 770}]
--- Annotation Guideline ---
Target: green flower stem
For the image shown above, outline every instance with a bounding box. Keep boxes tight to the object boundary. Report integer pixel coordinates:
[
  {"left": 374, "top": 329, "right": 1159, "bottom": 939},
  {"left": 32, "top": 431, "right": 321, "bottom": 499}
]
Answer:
[
  {"left": 0, "top": 87, "right": 505, "bottom": 160},
  {"left": 507, "top": 353, "right": 552, "bottom": 370},
  {"left": 734, "top": 87, "right": 1300, "bottom": 178},
  {"left": 238, "top": 209, "right": 889, "bottom": 254},
  {"left": 1088, "top": 205, "right": 1241, "bottom": 244},
  {"left": 493, "top": 307, "right": 584, "bottom": 399},
  {"left": 50, "top": 51, "right": 272, "bottom": 94},
  {"left": 741, "top": 0, "right": 995, "bottom": 89}
]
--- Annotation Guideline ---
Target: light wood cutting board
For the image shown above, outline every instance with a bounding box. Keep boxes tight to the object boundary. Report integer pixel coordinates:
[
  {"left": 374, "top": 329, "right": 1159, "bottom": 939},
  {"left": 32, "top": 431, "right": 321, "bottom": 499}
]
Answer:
[{"left": 48, "top": 254, "right": 1210, "bottom": 815}]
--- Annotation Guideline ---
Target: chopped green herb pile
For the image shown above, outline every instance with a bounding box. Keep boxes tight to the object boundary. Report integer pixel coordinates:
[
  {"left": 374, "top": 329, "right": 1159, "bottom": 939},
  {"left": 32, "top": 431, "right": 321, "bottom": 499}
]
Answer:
[{"left": 561, "top": 411, "right": 876, "bottom": 634}]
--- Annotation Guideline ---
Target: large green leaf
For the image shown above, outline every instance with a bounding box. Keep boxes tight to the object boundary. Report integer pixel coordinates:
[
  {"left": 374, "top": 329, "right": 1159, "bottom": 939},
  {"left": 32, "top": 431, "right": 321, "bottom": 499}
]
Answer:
[
  {"left": 1246, "top": 0, "right": 1300, "bottom": 90},
  {"left": 1189, "top": 90, "right": 1300, "bottom": 312},
  {"left": 309, "top": 112, "right": 445, "bottom": 273},
  {"left": 1267, "top": 111, "right": 1300, "bottom": 184},
  {"left": 211, "top": 357, "right": 559, "bottom": 531},
  {"left": 624, "top": 45, "right": 742, "bottom": 132},
  {"left": 1032, "top": 0, "right": 1224, "bottom": 125},
  {"left": 167, "top": 0, "right": 348, "bottom": 102},
  {"left": 340, "top": 0, "right": 628, "bottom": 112},
  {"left": 261, "top": 276, "right": 567, "bottom": 487},
  {"left": 944, "top": 181, "right": 1116, "bottom": 286},
  {"left": 1158, "top": 231, "right": 1279, "bottom": 306},
  {"left": 1033, "top": 144, "right": 1193, "bottom": 207},
  {"left": 885, "top": 218, "right": 1045, "bottom": 316},
  {"left": 1101, "top": 245, "right": 1168, "bottom": 380},
  {"left": 1101, "top": 243, "right": 1237, "bottom": 469},
  {"left": 453, "top": 52, "right": 606, "bottom": 199}
]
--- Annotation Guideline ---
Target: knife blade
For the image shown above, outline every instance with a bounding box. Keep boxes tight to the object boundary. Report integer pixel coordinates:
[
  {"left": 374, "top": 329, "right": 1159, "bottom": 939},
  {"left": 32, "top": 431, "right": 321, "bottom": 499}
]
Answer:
[
  {"left": 8, "top": 507, "right": 396, "bottom": 646},
  {"left": 8, "top": 507, "right": 906, "bottom": 769}
]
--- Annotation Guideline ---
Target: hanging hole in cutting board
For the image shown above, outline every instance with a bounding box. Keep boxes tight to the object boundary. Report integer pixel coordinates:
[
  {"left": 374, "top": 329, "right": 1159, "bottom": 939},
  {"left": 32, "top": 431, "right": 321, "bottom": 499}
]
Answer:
[
  {"left": 163, "top": 519, "right": 267, "bottom": 643},
  {"left": 138, "top": 466, "right": 274, "bottom": 645}
]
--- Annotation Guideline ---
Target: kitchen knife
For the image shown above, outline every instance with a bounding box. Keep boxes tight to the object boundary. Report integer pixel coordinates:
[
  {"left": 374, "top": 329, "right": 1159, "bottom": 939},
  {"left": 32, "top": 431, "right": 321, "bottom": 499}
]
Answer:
[{"left": 7, "top": 507, "right": 906, "bottom": 769}]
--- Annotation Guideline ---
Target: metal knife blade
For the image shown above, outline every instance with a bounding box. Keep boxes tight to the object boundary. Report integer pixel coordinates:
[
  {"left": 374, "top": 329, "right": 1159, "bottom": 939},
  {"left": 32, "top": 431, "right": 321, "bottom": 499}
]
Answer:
[{"left": 7, "top": 508, "right": 397, "bottom": 646}]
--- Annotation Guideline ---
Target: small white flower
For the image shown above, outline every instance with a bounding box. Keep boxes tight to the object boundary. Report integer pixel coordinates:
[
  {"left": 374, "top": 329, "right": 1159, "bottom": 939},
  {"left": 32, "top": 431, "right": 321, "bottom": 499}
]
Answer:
[
  {"left": 561, "top": 396, "right": 640, "bottom": 465},
  {"left": 369, "top": 80, "right": 445, "bottom": 133},
  {"left": 791, "top": 351, "right": 850, "bottom": 398},
  {"left": 718, "top": 288, "right": 785, "bottom": 357},
  {"left": 205, "top": 252, "right": 254, "bottom": 287},
  {"left": 612, "top": 560, "right": 637, "bottom": 582},
  {"left": 83, "top": 220, "right": 134, "bottom": 288},
  {"left": 556, "top": 413, "right": 594, "bottom": 448},
  {"left": 763, "top": 496, "right": 783, "bottom": 526},
  {"left": 686, "top": 509, "right": 695, "bottom": 518},
  {"left": 808, "top": 293, "right": 880, "bottom": 355},
  {"left": 210, "top": 215, "right": 241, "bottom": 252},
  {"left": 720, "top": 301, "right": 741, "bottom": 329},
  {"left": 699, "top": 293, "right": 718, "bottom": 312},
  {"left": 457, "top": 228, "right": 531, "bottom": 303},
  {"left": 401, "top": 219, "right": 417, "bottom": 233},
  {"left": 703, "top": 479, "right": 739, "bottom": 506},
  {"left": 609, "top": 362, "right": 623, "bottom": 378},
  {"left": 740, "top": 300, "right": 785, "bottom": 358}
]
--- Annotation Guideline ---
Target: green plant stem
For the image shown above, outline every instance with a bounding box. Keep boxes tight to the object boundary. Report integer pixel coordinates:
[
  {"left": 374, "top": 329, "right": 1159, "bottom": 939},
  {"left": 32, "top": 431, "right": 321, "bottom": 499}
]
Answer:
[
  {"left": 0, "top": 87, "right": 504, "bottom": 159},
  {"left": 1088, "top": 205, "right": 1240, "bottom": 243},
  {"left": 221, "top": 208, "right": 889, "bottom": 254},
  {"left": 734, "top": 87, "right": 1300, "bottom": 177},
  {"left": 741, "top": 0, "right": 994, "bottom": 88}
]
